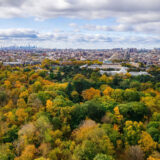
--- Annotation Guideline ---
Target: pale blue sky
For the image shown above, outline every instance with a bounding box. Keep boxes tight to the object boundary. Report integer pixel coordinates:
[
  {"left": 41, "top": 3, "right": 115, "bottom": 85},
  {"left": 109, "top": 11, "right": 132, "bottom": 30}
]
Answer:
[{"left": 0, "top": 0, "right": 160, "bottom": 48}]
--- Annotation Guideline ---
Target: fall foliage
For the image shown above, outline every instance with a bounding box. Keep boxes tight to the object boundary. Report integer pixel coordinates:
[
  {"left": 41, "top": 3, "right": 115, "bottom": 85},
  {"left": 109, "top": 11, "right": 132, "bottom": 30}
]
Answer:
[{"left": 0, "top": 60, "right": 159, "bottom": 160}]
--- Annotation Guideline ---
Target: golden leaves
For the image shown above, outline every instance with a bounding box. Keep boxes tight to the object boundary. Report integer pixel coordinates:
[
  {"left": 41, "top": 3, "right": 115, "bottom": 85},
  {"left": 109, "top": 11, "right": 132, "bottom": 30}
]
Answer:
[{"left": 82, "top": 87, "right": 100, "bottom": 100}]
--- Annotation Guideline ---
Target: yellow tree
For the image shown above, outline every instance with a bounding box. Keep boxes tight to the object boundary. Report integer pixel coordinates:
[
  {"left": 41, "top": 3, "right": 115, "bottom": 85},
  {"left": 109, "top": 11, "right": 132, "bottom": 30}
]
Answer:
[
  {"left": 82, "top": 87, "right": 100, "bottom": 100},
  {"left": 103, "top": 86, "right": 114, "bottom": 96},
  {"left": 4, "top": 80, "right": 11, "bottom": 89},
  {"left": 125, "top": 72, "right": 131, "bottom": 78},
  {"left": 4, "top": 100, "right": 14, "bottom": 110},
  {"left": 73, "top": 74, "right": 86, "bottom": 81},
  {"left": 15, "top": 145, "right": 36, "bottom": 160},
  {"left": 19, "top": 90, "right": 29, "bottom": 101},
  {"left": 38, "top": 143, "right": 51, "bottom": 158},
  {"left": 124, "top": 121, "right": 143, "bottom": 146},
  {"left": 147, "top": 157, "right": 160, "bottom": 160},
  {"left": 114, "top": 106, "right": 123, "bottom": 124},
  {"left": 4, "top": 111, "right": 15, "bottom": 124},
  {"left": 99, "top": 74, "right": 113, "bottom": 83},
  {"left": 15, "top": 108, "right": 28, "bottom": 123},
  {"left": 34, "top": 158, "right": 50, "bottom": 160},
  {"left": 141, "top": 96, "right": 160, "bottom": 113},
  {"left": 17, "top": 98, "right": 27, "bottom": 108},
  {"left": 46, "top": 100, "right": 53, "bottom": 113},
  {"left": 72, "top": 119, "right": 98, "bottom": 142},
  {"left": 15, "top": 81, "right": 22, "bottom": 88},
  {"left": 138, "top": 131, "right": 157, "bottom": 155},
  {"left": 72, "top": 120, "right": 114, "bottom": 160}
]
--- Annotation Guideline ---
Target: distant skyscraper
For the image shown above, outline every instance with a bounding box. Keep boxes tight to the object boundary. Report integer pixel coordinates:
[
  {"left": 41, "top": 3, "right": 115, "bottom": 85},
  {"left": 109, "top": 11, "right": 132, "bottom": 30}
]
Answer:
[{"left": 124, "top": 51, "right": 130, "bottom": 61}]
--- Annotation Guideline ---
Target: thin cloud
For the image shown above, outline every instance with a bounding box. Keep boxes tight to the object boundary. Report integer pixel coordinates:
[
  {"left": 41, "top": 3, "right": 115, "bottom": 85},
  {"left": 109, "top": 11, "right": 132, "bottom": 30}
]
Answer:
[{"left": 0, "top": 0, "right": 160, "bottom": 48}]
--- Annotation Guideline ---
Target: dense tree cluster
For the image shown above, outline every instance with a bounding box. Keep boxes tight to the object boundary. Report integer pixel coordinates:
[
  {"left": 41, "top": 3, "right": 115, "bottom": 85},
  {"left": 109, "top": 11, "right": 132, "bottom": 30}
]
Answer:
[{"left": 0, "top": 60, "right": 160, "bottom": 160}]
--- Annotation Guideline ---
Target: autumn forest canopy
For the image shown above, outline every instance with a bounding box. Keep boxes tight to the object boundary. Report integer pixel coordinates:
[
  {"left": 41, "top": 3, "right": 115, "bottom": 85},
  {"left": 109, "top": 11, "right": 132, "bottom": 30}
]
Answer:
[{"left": 0, "top": 60, "right": 160, "bottom": 160}]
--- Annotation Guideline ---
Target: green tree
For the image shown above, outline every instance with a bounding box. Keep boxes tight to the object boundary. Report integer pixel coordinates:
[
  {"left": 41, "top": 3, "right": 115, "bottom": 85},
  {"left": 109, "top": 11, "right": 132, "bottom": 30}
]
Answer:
[
  {"left": 66, "top": 82, "right": 73, "bottom": 98},
  {"left": 130, "top": 81, "right": 141, "bottom": 90},
  {"left": 56, "top": 71, "right": 62, "bottom": 81},
  {"left": 111, "top": 89, "right": 124, "bottom": 103},
  {"left": 0, "top": 91, "right": 7, "bottom": 106},
  {"left": 123, "top": 89, "right": 140, "bottom": 102},
  {"left": 73, "top": 74, "right": 91, "bottom": 94},
  {"left": 82, "top": 100, "right": 106, "bottom": 122},
  {"left": 2, "top": 125, "right": 18, "bottom": 143},
  {"left": 73, "top": 125, "right": 114, "bottom": 160},
  {"left": 147, "top": 121, "right": 160, "bottom": 143},
  {"left": 0, "top": 143, "right": 15, "bottom": 160},
  {"left": 94, "top": 154, "right": 115, "bottom": 160},
  {"left": 118, "top": 102, "right": 149, "bottom": 121},
  {"left": 70, "top": 104, "right": 87, "bottom": 129}
]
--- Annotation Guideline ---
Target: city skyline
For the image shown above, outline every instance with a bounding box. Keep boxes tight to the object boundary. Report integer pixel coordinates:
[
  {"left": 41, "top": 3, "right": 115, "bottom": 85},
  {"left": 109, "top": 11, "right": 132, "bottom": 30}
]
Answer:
[{"left": 0, "top": 0, "right": 160, "bottom": 49}]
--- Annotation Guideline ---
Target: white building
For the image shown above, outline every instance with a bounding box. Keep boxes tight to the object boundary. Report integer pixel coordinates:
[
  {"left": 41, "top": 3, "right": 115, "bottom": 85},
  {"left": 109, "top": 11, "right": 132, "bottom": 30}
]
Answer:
[
  {"left": 100, "top": 67, "right": 149, "bottom": 76},
  {"left": 100, "top": 67, "right": 128, "bottom": 75}
]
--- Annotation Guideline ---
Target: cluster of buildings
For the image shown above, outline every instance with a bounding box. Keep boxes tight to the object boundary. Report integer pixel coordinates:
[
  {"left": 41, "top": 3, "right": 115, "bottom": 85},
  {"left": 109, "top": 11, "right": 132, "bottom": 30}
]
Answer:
[
  {"left": 81, "top": 63, "right": 149, "bottom": 76},
  {"left": 0, "top": 47, "right": 160, "bottom": 67}
]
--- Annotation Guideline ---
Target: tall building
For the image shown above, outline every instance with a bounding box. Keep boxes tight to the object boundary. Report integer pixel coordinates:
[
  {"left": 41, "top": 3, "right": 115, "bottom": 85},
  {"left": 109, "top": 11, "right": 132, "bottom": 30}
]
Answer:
[{"left": 124, "top": 51, "right": 130, "bottom": 61}]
